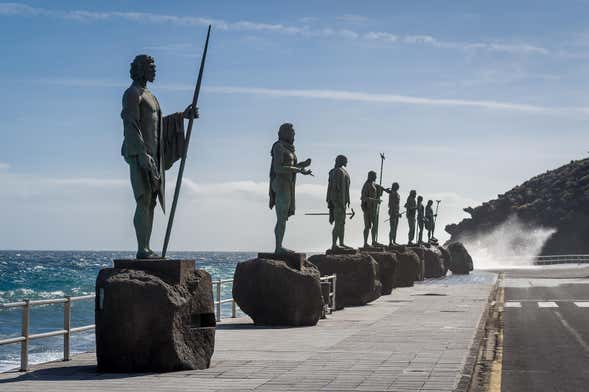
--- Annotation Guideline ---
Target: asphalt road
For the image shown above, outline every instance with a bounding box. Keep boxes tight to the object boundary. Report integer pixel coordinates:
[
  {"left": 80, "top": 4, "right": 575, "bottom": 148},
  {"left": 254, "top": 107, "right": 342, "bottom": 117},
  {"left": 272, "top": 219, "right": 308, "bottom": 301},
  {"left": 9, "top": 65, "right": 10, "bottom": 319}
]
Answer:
[{"left": 498, "top": 266, "right": 589, "bottom": 392}]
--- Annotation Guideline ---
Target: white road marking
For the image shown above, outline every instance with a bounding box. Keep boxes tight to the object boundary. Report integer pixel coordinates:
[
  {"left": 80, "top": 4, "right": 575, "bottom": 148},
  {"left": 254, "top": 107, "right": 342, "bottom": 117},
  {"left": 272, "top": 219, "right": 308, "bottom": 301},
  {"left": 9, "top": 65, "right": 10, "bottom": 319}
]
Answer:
[
  {"left": 504, "top": 302, "right": 521, "bottom": 308},
  {"left": 574, "top": 302, "right": 589, "bottom": 308},
  {"left": 538, "top": 301, "right": 558, "bottom": 308},
  {"left": 554, "top": 311, "right": 589, "bottom": 353}
]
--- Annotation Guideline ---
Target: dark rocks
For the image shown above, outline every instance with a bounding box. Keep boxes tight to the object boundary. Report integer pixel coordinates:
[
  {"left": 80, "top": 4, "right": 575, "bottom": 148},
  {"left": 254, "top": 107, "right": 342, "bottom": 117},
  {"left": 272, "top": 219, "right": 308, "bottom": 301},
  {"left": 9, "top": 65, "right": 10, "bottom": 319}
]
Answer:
[
  {"left": 422, "top": 247, "right": 447, "bottom": 278},
  {"left": 407, "top": 246, "right": 425, "bottom": 281},
  {"left": 95, "top": 262, "right": 215, "bottom": 373},
  {"left": 446, "top": 158, "right": 589, "bottom": 254},
  {"left": 386, "top": 247, "right": 421, "bottom": 287},
  {"left": 308, "top": 253, "right": 381, "bottom": 308},
  {"left": 361, "top": 251, "right": 398, "bottom": 295},
  {"left": 232, "top": 257, "right": 323, "bottom": 326},
  {"left": 447, "top": 242, "right": 474, "bottom": 275}
]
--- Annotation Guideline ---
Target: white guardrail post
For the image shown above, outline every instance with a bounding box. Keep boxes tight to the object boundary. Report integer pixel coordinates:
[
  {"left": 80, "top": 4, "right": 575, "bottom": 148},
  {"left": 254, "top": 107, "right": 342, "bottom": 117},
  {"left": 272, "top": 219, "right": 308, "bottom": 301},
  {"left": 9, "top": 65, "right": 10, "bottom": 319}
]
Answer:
[
  {"left": 332, "top": 275, "right": 337, "bottom": 312},
  {"left": 63, "top": 296, "right": 71, "bottom": 361},
  {"left": 20, "top": 299, "right": 30, "bottom": 372},
  {"left": 216, "top": 279, "right": 222, "bottom": 322}
]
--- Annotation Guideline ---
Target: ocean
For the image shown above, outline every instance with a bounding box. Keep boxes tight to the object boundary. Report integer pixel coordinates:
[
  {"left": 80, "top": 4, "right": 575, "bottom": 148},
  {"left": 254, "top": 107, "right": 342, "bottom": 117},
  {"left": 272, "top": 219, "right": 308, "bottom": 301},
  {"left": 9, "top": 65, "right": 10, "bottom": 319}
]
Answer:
[{"left": 0, "top": 250, "right": 255, "bottom": 372}]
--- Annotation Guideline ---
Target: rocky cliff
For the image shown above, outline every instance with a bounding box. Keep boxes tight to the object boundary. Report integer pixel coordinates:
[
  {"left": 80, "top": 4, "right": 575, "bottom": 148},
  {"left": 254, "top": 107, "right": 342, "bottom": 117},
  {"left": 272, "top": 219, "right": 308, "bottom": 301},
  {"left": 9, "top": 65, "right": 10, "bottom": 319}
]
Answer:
[{"left": 445, "top": 158, "right": 589, "bottom": 255}]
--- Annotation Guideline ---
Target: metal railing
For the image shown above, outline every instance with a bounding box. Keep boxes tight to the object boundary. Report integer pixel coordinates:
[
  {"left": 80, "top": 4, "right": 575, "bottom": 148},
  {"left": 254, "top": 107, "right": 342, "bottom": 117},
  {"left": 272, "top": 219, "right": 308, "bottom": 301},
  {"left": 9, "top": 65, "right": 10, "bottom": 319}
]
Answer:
[
  {"left": 212, "top": 279, "right": 237, "bottom": 322},
  {"left": 1, "top": 275, "right": 337, "bottom": 372},
  {"left": 489, "top": 254, "right": 589, "bottom": 265},
  {"left": 0, "top": 294, "right": 95, "bottom": 372},
  {"left": 320, "top": 274, "right": 337, "bottom": 313}
]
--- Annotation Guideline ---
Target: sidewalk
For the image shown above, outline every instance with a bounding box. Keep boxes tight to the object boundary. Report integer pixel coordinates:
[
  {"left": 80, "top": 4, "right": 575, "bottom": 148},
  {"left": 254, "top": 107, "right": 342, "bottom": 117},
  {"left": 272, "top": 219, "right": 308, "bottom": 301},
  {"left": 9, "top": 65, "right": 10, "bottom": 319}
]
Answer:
[{"left": 0, "top": 272, "right": 496, "bottom": 392}]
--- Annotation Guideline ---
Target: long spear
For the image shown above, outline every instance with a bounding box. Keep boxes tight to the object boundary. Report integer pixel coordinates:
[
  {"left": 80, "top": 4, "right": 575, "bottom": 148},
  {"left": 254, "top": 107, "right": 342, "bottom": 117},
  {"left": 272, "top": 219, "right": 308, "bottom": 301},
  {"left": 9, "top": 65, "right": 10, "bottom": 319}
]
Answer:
[
  {"left": 162, "top": 25, "right": 211, "bottom": 258},
  {"left": 375, "top": 153, "right": 385, "bottom": 242}
]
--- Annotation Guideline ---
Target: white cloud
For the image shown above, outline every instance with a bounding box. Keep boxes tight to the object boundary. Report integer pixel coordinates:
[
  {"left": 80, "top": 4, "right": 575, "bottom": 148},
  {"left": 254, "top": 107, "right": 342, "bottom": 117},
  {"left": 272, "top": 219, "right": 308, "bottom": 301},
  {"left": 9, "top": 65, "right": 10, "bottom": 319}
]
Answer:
[
  {"left": 204, "top": 86, "right": 579, "bottom": 114},
  {"left": 0, "top": 162, "right": 10, "bottom": 170},
  {"left": 37, "top": 78, "right": 588, "bottom": 115},
  {"left": 0, "top": 3, "right": 550, "bottom": 55}
]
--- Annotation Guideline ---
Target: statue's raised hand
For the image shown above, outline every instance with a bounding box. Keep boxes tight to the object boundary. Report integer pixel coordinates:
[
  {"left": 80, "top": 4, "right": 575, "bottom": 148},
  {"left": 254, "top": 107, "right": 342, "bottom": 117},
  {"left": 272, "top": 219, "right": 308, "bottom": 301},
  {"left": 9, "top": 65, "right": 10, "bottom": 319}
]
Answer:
[
  {"left": 183, "top": 104, "right": 199, "bottom": 119},
  {"left": 300, "top": 168, "right": 313, "bottom": 176}
]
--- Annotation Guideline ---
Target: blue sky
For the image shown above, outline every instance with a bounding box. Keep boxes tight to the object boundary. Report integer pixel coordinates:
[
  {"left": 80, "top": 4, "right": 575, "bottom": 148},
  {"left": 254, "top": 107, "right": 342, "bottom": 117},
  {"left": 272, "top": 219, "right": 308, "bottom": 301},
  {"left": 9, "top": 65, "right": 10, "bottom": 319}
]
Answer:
[{"left": 1, "top": 1, "right": 588, "bottom": 251}]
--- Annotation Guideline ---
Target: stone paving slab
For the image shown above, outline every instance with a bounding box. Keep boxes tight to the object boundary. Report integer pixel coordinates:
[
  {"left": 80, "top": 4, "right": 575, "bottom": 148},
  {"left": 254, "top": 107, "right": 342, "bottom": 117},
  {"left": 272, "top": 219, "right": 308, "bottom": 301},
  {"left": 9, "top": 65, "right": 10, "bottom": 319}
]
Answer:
[{"left": 0, "top": 272, "right": 496, "bottom": 391}]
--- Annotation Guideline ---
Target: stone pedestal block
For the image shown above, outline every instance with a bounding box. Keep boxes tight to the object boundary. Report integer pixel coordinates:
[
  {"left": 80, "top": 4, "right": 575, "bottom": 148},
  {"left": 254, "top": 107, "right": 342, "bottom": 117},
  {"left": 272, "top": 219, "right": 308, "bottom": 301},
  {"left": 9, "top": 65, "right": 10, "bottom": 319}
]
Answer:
[
  {"left": 386, "top": 248, "right": 420, "bottom": 287},
  {"left": 447, "top": 242, "right": 474, "bottom": 274},
  {"left": 308, "top": 254, "right": 381, "bottom": 308},
  {"left": 233, "top": 257, "right": 323, "bottom": 326},
  {"left": 257, "top": 252, "right": 305, "bottom": 270},
  {"left": 422, "top": 247, "right": 446, "bottom": 278},
  {"left": 326, "top": 248, "right": 359, "bottom": 255},
  {"left": 95, "top": 259, "right": 215, "bottom": 372},
  {"left": 360, "top": 251, "right": 398, "bottom": 295}
]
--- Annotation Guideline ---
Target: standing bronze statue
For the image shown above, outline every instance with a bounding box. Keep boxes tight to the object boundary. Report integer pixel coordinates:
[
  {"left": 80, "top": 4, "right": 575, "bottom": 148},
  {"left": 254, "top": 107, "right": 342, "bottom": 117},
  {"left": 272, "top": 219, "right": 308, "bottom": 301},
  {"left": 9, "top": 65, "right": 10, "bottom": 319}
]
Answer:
[
  {"left": 405, "top": 190, "right": 417, "bottom": 245},
  {"left": 327, "top": 155, "right": 352, "bottom": 250},
  {"left": 121, "top": 54, "right": 198, "bottom": 259},
  {"left": 417, "top": 195, "right": 425, "bottom": 244},
  {"left": 425, "top": 199, "right": 436, "bottom": 242},
  {"left": 269, "top": 123, "right": 313, "bottom": 254},
  {"left": 361, "top": 171, "right": 385, "bottom": 247},
  {"left": 385, "top": 182, "right": 401, "bottom": 246}
]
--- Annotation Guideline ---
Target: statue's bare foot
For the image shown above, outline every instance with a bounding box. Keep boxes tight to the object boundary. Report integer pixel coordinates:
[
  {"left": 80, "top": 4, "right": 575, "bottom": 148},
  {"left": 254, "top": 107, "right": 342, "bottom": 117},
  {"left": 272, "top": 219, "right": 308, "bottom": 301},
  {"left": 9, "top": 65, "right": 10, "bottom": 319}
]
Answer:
[
  {"left": 372, "top": 241, "right": 386, "bottom": 247},
  {"left": 275, "top": 247, "right": 295, "bottom": 254},
  {"left": 331, "top": 244, "right": 343, "bottom": 251},
  {"left": 340, "top": 244, "right": 353, "bottom": 249},
  {"left": 136, "top": 249, "right": 161, "bottom": 259}
]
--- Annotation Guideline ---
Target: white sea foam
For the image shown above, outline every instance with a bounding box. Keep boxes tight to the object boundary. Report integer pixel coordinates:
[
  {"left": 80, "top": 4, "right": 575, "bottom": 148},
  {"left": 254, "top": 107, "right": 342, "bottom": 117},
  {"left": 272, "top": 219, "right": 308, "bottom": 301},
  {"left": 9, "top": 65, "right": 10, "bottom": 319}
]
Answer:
[{"left": 459, "top": 215, "right": 557, "bottom": 269}]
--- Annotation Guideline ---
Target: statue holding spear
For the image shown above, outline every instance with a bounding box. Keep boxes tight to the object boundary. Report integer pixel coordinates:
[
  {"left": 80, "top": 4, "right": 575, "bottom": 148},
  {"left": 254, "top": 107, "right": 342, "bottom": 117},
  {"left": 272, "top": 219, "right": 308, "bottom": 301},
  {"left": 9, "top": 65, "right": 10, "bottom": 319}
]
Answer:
[{"left": 121, "top": 26, "right": 211, "bottom": 259}]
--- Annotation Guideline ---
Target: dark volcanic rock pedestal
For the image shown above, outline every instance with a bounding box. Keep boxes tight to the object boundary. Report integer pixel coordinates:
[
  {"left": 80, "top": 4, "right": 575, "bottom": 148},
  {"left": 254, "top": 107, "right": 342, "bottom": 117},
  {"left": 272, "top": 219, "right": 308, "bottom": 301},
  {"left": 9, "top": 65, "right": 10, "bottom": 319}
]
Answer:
[
  {"left": 422, "top": 246, "right": 447, "bottom": 278},
  {"left": 447, "top": 242, "right": 474, "bottom": 275},
  {"left": 360, "top": 251, "right": 398, "bottom": 295},
  {"left": 95, "top": 259, "right": 215, "bottom": 373},
  {"left": 232, "top": 253, "right": 323, "bottom": 326},
  {"left": 386, "top": 246, "right": 421, "bottom": 287},
  {"left": 308, "top": 253, "right": 381, "bottom": 308}
]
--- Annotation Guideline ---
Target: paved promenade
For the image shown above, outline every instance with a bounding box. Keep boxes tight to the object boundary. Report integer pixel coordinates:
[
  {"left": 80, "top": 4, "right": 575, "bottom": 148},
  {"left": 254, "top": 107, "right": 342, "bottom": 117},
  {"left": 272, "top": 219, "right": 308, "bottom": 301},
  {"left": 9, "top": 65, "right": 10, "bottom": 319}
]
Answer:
[{"left": 0, "top": 272, "right": 496, "bottom": 392}]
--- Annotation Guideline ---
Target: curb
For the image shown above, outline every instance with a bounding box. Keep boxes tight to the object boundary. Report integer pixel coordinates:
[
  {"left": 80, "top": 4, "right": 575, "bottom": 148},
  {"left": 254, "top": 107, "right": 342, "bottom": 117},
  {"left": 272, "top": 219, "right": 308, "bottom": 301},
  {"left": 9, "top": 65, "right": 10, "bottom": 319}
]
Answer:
[{"left": 454, "top": 273, "right": 500, "bottom": 392}]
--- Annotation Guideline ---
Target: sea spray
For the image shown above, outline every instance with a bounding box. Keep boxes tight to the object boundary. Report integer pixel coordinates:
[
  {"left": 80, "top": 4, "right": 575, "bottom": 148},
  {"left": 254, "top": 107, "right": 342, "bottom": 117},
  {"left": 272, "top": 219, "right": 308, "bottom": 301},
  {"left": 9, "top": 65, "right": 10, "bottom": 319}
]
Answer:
[{"left": 459, "top": 215, "right": 556, "bottom": 269}]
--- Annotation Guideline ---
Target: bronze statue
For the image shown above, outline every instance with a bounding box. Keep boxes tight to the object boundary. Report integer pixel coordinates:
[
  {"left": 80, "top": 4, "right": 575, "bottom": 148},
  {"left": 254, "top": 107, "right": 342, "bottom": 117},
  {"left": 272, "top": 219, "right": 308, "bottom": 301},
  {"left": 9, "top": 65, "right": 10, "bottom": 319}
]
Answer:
[
  {"left": 404, "top": 190, "right": 417, "bottom": 245},
  {"left": 361, "top": 171, "right": 384, "bottom": 247},
  {"left": 121, "top": 54, "right": 197, "bottom": 259},
  {"left": 417, "top": 195, "right": 425, "bottom": 244},
  {"left": 385, "top": 182, "right": 401, "bottom": 245},
  {"left": 327, "top": 155, "right": 352, "bottom": 250},
  {"left": 269, "top": 123, "right": 312, "bottom": 254},
  {"left": 425, "top": 200, "right": 436, "bottom": 242}
]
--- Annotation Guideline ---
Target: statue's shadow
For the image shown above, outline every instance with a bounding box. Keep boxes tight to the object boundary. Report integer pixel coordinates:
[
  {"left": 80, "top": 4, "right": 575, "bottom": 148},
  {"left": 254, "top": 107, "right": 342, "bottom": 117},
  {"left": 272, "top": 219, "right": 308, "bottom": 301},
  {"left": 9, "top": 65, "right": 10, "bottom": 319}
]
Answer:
[{"left": 0, "top": 364, "right": 151, "bottom": 383}]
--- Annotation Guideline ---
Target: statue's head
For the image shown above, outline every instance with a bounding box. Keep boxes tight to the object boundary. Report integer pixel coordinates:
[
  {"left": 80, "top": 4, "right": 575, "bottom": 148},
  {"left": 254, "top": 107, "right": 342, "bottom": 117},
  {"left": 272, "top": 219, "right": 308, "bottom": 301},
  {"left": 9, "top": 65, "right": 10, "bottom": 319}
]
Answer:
[
  {"left": 427, "top": 200, "right": 433, "bottom": 206},
  {"left": 278, "top": 123, "right": 295, "bottom": 144},
  {"left": 410, "top": 190, "right": 416, "bottom": 197},
  {"left": 417, "top": 195, "right": 423, "bottom": 203},
  {"left": 367, "top": 171, "right": 377, "bottom": 182},
  {"left": 391, "top": 182, "right": 399, "bottom": 191},
  {"left": 335, "top": 155, "right": 348, "bottom": 168},
  {"left": 130, "top": 54, "right": 156, "bottom": 83}
]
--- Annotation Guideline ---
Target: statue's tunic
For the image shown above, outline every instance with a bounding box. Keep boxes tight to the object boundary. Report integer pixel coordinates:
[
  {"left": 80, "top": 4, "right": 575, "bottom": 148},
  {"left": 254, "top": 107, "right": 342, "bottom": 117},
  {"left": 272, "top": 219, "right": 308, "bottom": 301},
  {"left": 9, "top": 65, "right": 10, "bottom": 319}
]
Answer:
[
  {"left": 361, "top": 181, "right": 382, "bottom": 222},
  {"left": 405, "top": 196, "right": 417, "bottom": 219},
  {"left": 269, "top": 140, "right": 297, "bottom": 218},
  {"left": 425, "top": 204, "right": 435, "bottom": 231},
  {"left": 388, "top": 191, "right": 400, "bottom": 215},
  {"left": 417, "top": 202, "right": 425, "bottom": 226},
  {"left": 121, "top": 82, "right": 185, "bottom": 212},
  {"left": 327, "top": 166, "right": 350, "bottom": 223}
]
